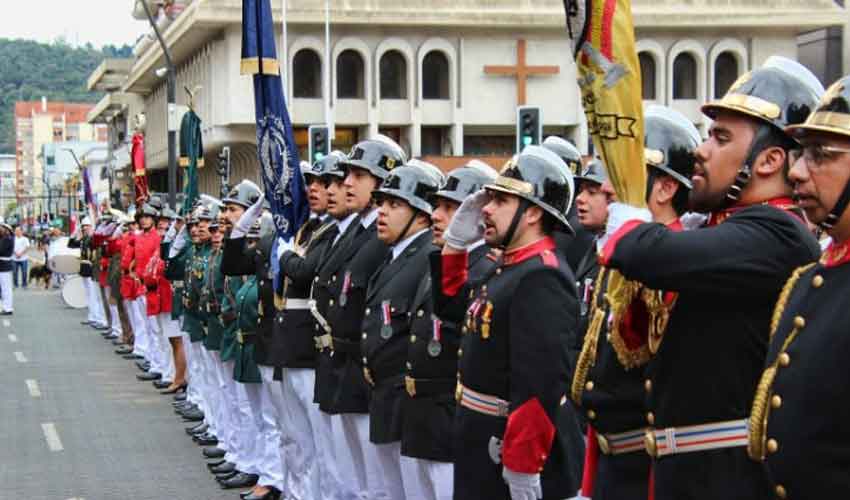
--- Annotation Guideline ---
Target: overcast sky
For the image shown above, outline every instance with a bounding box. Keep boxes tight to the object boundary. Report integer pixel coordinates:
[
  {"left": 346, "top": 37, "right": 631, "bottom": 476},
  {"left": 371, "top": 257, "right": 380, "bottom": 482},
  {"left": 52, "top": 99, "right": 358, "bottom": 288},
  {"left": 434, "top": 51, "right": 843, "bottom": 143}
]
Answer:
[{"left": 5, "top": 1, "right": 148, "bottom": 48}]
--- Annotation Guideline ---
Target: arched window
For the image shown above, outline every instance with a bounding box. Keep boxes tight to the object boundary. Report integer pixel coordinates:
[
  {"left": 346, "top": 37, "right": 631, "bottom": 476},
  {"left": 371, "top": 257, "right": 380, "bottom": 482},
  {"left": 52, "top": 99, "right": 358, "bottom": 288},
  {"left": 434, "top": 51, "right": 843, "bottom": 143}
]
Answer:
[
  {"left": 714, "top": 52, "right": 739, "bottom": 99},
  {"left": 293, "top": 49, "right": 322, "bottom": 98},
  {"left": 673, "top": 53, "right": 697, "bottom": 99},
  {"left": 639, "top": 52, "right": 656, "bottom": 100},
  {"left": 422, "top": 51, "right": 449, "bottom": 100},
  {"left": 380, "top": 50, "right": 407, "bottom": 99},
  {"left": 337, "top": 49, "right": 365, "bottom": 99}
]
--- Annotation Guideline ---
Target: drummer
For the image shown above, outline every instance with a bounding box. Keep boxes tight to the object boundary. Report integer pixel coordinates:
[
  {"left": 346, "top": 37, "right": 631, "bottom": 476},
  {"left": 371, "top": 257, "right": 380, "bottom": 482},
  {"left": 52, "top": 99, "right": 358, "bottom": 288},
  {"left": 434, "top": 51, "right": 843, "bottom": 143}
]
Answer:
[{"left": 0, "top": 223, "right": 13, "bottom": 314}]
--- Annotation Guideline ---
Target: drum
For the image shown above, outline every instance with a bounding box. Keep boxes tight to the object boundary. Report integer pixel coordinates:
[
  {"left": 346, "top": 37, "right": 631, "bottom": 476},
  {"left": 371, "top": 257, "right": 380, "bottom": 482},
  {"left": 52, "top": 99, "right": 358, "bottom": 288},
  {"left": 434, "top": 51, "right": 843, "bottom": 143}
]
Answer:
[
  {"left": 47, "top": 237, "right": 81, "bottom": 274},
  {"left": 61, "top": 276, "right": 88, "bottom": 309}
]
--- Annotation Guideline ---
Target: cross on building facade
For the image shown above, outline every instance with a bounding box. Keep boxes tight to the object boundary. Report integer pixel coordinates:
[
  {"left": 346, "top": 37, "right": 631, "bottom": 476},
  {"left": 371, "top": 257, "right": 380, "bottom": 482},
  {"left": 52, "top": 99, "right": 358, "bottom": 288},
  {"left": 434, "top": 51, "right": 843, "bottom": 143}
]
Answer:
[{"left": 484, "top": 39, "right": 560, "bottom": 106}]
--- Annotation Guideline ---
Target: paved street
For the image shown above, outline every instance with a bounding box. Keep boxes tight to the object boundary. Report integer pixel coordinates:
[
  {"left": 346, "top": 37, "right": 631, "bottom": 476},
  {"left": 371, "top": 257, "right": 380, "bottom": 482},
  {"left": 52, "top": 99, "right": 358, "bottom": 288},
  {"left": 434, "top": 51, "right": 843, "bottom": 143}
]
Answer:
[{"left": 0, "top": 288, "right": 233, "bottom": 500}]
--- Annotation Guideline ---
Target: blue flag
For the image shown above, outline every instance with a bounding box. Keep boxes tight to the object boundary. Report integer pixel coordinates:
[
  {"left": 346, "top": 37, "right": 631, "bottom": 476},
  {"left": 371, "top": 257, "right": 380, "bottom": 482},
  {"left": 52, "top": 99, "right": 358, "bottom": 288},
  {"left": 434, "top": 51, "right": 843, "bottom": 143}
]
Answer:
[{"left": 241, "top": 0, "right": 309, "bottom": 241}]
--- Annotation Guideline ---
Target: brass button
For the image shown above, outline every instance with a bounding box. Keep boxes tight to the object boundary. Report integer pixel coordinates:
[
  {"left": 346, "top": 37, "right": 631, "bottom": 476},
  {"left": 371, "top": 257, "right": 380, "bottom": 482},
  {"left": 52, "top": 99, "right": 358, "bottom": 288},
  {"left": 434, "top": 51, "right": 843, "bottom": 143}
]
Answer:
[
  {"left": 314, "top": 324, "right": 319, "bottom": 331},
  {"left": 585, "top": 381, "right": 594, "bottom": 391},
  {"left": 314, "top": 277, "right": 319, "bottom": 282},
  {"left": 645, "top": 379, "right": 652, "bottom": 392},
  {"left": 767, "top": 438, "right": 779, "bottom": 454},
  {"left": 362, "top": 333, "right": 367, "bottom": 339},
  {"left": 778, "top": 353, "right": 791, "bottom": 367},
  {"left": 771, "top": 395, "right": 782, "bottom": 409},
  {"left": 365, "top": 308, "right": 371, "bottom": 315},
  {"left": 329, "top": 299, "right": 335, "bottom": 306},
  {"left": 587, "top": 410, "right": 596, "bottom": 420},
  {"left": 462, "top": 326, "right": 468, "bottom": 334},
  {"left": 812, "top": 275, "right": 824, "bottom": 288},
  {"left": 406, "top": 362, "right": 412, "bottom": 370},
  {"left": 332, "top": 275, "right": 337, "bottom": 282},
  {"left": 417, "top": 310, "right": 424, "bottom": 317},
  {"left": 606, "top": 333, "right": 612, "bottom": 342},
  {"left": 793, "top": 316, "right": 805, "bottom": 329},
  {"left": 496, "top": 268, "right": 502, "bottom": 275},
  {"left": 260, "top": 279, "right": 265, "bottom": 286},
  {"left": 362, "top": 356, "right": 367, "bottom": 363},
  {"left": 646, "top": 412, "right": 655, "bottom": 425},
  {"left": 457, "top": 349, "right": 463, "bottom": 357},
  {"left": 410, "top": 335, "right": 417, "bottom": 343},
  {"left": 775, "top": 485, "right": 787, "bottom": 499}
]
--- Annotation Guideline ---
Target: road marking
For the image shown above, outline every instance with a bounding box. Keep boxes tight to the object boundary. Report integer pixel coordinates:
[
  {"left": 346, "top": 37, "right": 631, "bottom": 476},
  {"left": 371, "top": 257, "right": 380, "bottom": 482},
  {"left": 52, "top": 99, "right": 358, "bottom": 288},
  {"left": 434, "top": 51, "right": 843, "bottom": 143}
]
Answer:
[
  {"left": 25, "top": 379, "right": 41, "bottom": 397},
  {"left": 3, "top": 319, "right": 10, "bottom": 327},
  {"left": 8, "top": 334, "right": 17, "bottom": 343},
  {"left": 14, "top": 351, "right": 27, "bottom": 363},
  {"left": 41, "top": 423, "right": 64, "bottom": 452}
]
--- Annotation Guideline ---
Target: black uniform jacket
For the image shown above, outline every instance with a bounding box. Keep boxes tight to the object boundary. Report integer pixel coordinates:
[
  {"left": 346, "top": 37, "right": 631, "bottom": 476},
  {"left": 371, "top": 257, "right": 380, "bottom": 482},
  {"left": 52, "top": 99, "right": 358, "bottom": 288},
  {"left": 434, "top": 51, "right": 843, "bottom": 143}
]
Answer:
[
  {"left": 603, "top": 203, "right": 819, "bottom": 500},
  {"left": 324, "top": 220, "right": 390, "bottom": 414},
  {"left": 571, "top": 238, "right": 601, "bottom": 367},
  {"left": 402, "top": 243, "right": 494, "bottom": 461},
  {"left": 754, "top": 246, "right": 850, "bottom": 499},
  {"left": 0, "top": 236, "right": 15, "bottom": 273},
  {"left": 276, "top": 219, "right": 338, "bottom": 368},
  {"left": 222, "top": 234, "right": 276, "bottom": 362},
  {"left": 441, "top": 237, "right": 581, "bottom": 500},
  {"left": 68, "top": 235, "right": 93, "bottom": 277},
  {"left": 361, "top": 230, "right": 437, "bottom": 444}
]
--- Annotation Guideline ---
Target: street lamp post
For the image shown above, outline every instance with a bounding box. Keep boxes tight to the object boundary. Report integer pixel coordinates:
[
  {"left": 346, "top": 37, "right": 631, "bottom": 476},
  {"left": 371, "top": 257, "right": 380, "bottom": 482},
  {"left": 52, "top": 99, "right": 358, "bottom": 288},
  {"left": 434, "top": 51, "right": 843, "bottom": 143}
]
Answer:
[{"left": 137, "top": 0, "right": 178, "bottom": 211}]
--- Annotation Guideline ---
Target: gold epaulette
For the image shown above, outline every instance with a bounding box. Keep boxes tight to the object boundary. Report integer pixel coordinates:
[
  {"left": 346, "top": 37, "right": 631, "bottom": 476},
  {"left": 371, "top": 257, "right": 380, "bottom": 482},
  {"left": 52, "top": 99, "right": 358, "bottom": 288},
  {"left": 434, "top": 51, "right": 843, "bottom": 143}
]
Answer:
[
  {"left": 748, "top": 262, "right": 816, "bottom": 461},
  {"left": 605, "top": 273, "right": 649, "bottom": 369}
]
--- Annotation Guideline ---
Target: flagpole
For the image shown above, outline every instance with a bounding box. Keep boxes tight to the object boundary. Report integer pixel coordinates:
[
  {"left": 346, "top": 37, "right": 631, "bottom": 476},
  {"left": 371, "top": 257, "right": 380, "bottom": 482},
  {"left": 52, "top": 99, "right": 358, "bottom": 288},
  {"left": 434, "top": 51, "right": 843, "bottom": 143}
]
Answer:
[
  {"left": 324, "top": 0, "right": 334, "bottom": 142},
  {"left": 281, "top": 0, "right": 287, "bottom": 84}
]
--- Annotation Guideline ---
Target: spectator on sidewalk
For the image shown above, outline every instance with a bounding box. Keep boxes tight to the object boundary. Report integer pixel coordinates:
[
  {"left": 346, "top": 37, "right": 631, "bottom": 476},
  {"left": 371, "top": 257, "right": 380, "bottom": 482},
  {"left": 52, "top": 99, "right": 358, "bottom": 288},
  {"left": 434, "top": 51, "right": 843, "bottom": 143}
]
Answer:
[{"left": 13, "top": 226, "right": 30, "bottom": 289}]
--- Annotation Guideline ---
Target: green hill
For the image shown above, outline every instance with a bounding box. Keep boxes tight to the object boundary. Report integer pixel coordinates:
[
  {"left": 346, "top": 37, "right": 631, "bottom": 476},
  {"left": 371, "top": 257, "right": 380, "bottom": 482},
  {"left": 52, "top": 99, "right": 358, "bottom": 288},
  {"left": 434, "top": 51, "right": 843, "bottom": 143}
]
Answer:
[{"left": 0, "top": 38, "right": 133, "bottom": 154}]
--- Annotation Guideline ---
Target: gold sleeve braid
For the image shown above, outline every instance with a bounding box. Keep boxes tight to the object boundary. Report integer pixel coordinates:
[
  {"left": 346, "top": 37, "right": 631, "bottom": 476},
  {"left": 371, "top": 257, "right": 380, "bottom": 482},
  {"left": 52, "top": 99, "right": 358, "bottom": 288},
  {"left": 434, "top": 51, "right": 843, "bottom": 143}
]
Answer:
[
  {"left": 748, "top": 262, "right": 816, "bottom": 461},
  {"left": 570, "top": 267, "right": 610, "bottom": 405}
]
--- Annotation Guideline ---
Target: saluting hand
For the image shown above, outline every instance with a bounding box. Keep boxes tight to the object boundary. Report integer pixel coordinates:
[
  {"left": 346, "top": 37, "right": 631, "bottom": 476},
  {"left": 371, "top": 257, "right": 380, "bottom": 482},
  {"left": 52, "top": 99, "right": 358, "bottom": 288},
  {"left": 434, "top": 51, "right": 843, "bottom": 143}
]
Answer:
[
  {"left": 231, "top": 192, "right": 265, "bottom": 239},
  {"left": 444, "top": 189, "right": 489, "bottom": 251}
]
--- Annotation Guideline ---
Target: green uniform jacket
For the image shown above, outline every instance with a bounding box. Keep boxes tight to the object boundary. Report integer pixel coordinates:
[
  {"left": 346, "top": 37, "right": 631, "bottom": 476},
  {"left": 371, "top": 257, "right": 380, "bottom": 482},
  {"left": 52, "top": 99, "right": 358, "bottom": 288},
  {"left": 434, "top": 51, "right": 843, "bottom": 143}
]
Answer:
[
  {"left": 233, "top": 275, "right": 261, "bottom": 383},
  {"left": 219, "top": 273, "right": 244, "bottom": 363},
  {"left": 164, "top": 240, "right": 188, "bottom": 321},
  {"left": 183, "top": 243, "right": 210, "bottom": 343},
  {"left": 202, "top": 247, "right": 225, "bottom": 351}
]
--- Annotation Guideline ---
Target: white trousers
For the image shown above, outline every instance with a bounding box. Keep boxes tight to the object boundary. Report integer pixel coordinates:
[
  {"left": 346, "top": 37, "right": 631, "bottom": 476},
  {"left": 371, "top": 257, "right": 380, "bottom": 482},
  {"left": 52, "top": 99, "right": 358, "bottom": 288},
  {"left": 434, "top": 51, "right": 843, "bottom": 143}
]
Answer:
[
  {"left": 281, "top": 369, "right": 323, "bottom": 500},
  {"left": 332, "top": 413, "right": 384, "bottom": 500},
  {"left": 370, "top": 441, "right": 405, "bottom": 500},
  {"left": 236, "top": 381, "right": 262, "bottom": 476},
  {"left": 83, "top": 277, "right": 106, "bottom": 326},
  {"left": 398, "top": 455, "right": 454, "bottom": 500},
  {"left": 145, "top": 315, "right": 171, "bottom": 380},
  {"left": 128, "top": 297, "right": 149, "bottom": 356},
  {"left": 0, "top": 271, "right": 13, "bottom": 312},
  {"left": 210, "top": 353, "right": 235, "bottom": 454},
  {"left": 185, "top": 337, "right": 203, "bottom": 407},
  {"left": 107, "top": 294, "right": 123, "bottom": 339},
  {"left": 197, "top": 346, "right": 221, "bottom": 436},
  {"left": 250, "top": 366, "right": 285, "bottom": 491}
]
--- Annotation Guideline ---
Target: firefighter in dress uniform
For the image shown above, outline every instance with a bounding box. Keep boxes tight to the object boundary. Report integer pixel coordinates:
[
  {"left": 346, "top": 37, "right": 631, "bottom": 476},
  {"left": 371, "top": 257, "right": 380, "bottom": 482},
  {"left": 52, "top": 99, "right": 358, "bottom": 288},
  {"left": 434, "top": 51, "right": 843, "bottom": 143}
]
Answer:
[
  {"left": 597, "top": 56, "right": 823, "bottom": 500},
  {"left": 570, "top": 105, "right": 700, "bottom": 499},
  {"left": 438, "top": 145, "right": 580, "bottom": 500},
  {"left": 747, "top": 74, "right": 850, "bottom": 499},
  {"left": 402, "top": 160, "right": 498, "bottom": 500},
  {"left": 275, "top": 153, "right": 340, "bottom": 500},
  {"left": 360, "top": 161, "right": 443, "bottom": 498}
]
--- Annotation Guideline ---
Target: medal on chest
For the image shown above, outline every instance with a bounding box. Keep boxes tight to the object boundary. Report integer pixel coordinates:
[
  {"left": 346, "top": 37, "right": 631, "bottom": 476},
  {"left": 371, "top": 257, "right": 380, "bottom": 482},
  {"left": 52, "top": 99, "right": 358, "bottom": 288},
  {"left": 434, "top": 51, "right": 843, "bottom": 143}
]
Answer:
[
  {"left": 339, "top": 271, "right": 351, "bottom": 307},
  {"left": 380, "top": 300, "right": 393, "bottom": 339},
  {"left": 427, "top": 315, "right": 443, "bottom": 357}
]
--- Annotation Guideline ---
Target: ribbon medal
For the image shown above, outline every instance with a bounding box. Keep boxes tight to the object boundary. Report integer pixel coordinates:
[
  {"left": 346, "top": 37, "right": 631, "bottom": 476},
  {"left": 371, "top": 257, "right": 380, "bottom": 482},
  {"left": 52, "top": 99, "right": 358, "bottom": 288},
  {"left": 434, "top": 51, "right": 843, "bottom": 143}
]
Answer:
[
  {"left": 339, "top": 271, "right": 352, "bottom": 307},
  {"left": 380, "top": 300, "right": 393, "bottom": 339},
  {"left": 427, "top": 315, "right": 442, "bottom": 357},
  {"left": 481, "top": 301, "right": 493, "bottom": 339},
  {"left": 581, "top": 277, "right": 594, "bottom": 316}
]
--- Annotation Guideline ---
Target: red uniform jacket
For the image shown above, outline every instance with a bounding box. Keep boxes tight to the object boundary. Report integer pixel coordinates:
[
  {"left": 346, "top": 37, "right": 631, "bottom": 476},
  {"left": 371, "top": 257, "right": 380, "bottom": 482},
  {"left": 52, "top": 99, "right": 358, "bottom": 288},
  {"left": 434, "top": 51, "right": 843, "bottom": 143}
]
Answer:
[
  {"left": 136, "top": 230, "right": 172, "bottom": 316},
  {"left": 120, "top": 232, "right": 144, "bottom": 300}
]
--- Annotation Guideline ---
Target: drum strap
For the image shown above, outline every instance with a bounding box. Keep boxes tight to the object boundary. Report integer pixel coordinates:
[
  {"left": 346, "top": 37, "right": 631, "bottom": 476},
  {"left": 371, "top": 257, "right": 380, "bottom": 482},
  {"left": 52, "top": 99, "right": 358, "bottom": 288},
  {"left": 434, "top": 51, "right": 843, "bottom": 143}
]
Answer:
[{"left": 0, "top": 257, "right": 12, "bottom": 261}]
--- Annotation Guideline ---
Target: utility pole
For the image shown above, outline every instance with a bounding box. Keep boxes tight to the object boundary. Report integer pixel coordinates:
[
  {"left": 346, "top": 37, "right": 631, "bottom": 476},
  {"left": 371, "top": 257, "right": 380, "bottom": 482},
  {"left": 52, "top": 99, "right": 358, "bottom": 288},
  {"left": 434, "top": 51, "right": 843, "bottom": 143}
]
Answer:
[{"left": 138, "top": 0, "right": 178, "bottom": 210}]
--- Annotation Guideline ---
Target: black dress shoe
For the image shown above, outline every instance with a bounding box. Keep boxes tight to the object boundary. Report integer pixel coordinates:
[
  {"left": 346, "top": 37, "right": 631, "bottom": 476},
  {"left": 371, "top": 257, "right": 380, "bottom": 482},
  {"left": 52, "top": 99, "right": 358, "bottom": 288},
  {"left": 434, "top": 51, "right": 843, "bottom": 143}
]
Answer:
[
  {"left": 115, "top": 346, "right": 133, "bottom": 354},
  {"left": 80, "top": 320, "right": 92, "bottom": 325},
  {"left": 135, "top": 361, "right": 150, "bottom": 371},
  {"left": 95, "top": 325, "right": 112, "bottom": 331},
  {"left": 182, "top": 411, "right": 205, "bottom": 422},
  {"left": 174, "top": 402, "right": 197, "bottom": 413},
  {"left": 173, "top": 392, "right": 188, "bottom": 402},
  {"left": 122, "top": 353, "right": 143, "bottom": 360},
  {"left": 195, "top": 434, "right": 219, "bottom": 446},
  {"left": 160, "top": 382, "right": 188, "bottom": 395},
  {"left": 203, "top": 446, "right": 226, "bottom": 459},
  {"left": 136, "top": 372, "right": 162, "bottom": 381},
  {"left": 210, "top": 462, "right": 236, "bottom": 474},
  {"left": 186, "top": 423, "right": 208, "bottom": 435},
  {"left": 215, "top": 469, "right": 239, "bottom": 481},
  {"left": 219, "top": 473, "right": 259, "bottom": 489},
  {"left": 206, "top": 459, "right": 227, "bottom": 469},
  {"left": 152, "top": 380, "right": 172, "bottom": 389},
  {"left": 244, "top": 487, "right": 281, "bottom": 500},
  {"left": 111, "top": 339, "right": 125, "bottom": 346}
]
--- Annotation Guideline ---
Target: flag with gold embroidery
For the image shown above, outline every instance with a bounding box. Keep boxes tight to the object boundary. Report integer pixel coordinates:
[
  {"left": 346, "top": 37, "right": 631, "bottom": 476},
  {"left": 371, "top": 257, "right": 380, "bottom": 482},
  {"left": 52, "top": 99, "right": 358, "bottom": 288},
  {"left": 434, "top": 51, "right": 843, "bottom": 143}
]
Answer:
[{"left": 564, "top": 0, "right": 646, "bottom": 206}]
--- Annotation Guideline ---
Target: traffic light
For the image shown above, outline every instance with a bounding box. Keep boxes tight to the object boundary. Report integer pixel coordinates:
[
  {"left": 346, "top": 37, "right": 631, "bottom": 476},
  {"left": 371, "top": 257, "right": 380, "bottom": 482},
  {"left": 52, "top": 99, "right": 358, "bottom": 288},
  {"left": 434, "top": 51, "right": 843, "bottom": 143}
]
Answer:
[
  {"left": 308, "top": 125, "right": 331, "bottom": 163},
  {"left": 216, "top": 146, "right": 231, "bottom": 178},
  {"left": 516, "top": 106, "right": 542, "bottom": 153}
]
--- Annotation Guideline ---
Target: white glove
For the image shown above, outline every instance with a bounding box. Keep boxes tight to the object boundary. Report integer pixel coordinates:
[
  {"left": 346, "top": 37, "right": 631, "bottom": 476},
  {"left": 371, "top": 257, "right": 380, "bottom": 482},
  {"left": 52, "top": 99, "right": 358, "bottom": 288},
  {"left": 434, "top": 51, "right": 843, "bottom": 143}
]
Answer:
[
  {"left": 163, "top": 220, "right": 178, "bottom": 243},
  {"left": 112, "top": 225, "right": 124, "bottom": 239},
  {"left": 276, "top": 236, "right": 293, "bottom": 259},
  {"left": 168, "top": 226, "right": 188, "bottom": 259},
  {"left": 680, "top": 212, "right": 708, "bottom": 231},
  {"left": 444, "top": 190, "right": 489, "bottom": 250},
  {"left": 231, "top": 192, "right": 265, "bottom": 239},
  {"left": 597, "top": 202, "right": 651, "bottom": 253},
  {"left": 503, "top": 467, "right": 543, "bottom": 500}
]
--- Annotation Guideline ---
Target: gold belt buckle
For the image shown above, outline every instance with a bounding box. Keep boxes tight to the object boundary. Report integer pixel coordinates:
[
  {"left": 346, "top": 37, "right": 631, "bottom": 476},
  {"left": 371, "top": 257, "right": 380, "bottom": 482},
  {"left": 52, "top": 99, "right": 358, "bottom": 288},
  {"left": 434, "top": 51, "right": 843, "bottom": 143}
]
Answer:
[
  {"left": 597, "top": 433, "right": 611, "bottom": 455},
  {"left": 644, "top": 429, "right": 658, "bottom": 458},
  {"left": 405, "top": 376, "right": 416, "bottom": 397},
  {"left": 363, "top": 367, "right": 375, "bottom": 387}
]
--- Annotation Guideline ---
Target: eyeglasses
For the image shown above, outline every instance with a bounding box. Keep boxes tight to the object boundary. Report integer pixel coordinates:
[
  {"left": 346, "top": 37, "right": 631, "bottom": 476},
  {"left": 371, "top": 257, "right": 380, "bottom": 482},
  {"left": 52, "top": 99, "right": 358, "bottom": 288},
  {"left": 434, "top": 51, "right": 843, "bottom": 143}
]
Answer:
[{"left": 789, "top": 144, "right": 850, "bottom": 169}]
